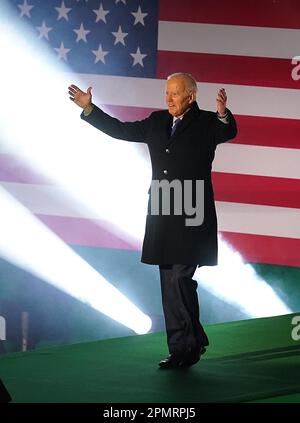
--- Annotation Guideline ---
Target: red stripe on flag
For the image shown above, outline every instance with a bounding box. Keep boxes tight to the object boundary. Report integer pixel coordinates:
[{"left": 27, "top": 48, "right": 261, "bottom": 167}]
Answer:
[
  {"left": 221, "top": 231, "right": 300, "bottom": 268},
  {"left": 233, "top": 115, "right": 300, "bottom": 149},
  {"left": 102, "top": 105, "right": 158, "bottom": 121},
  {"left": 157, "top": 51, "right": 298, "bottom": 90},
  {"left": 159, "top": 0, "right": 300, "bottom": 29},
  {"left": 0, "top": 154, "right": 52, "bottom": 185},
  {"left": 213, "top": 172, "right": 300, "bottom": 209},
  {"left": 37, "top": 214, "right": 141, "bottom": 251}
]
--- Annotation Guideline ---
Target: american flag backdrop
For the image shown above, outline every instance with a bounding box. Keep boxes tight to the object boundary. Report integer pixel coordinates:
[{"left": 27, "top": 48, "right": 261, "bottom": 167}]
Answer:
[{"left": 2, "top": 0, "right": 300, "bottom": 269}]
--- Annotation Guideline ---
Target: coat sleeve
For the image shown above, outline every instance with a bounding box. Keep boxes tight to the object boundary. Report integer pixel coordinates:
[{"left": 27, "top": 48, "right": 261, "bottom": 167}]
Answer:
[
  {"left": 214, "top": 108, "right": 238, "bottom": 145},
  {"left": 80, "top": 105, "right": 150, "bottom": 143}
]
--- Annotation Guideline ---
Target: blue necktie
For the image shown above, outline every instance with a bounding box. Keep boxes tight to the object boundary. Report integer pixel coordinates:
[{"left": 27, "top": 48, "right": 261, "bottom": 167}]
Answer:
[{"left": 170, "top": 118, "right": 180, "bottom": 137}]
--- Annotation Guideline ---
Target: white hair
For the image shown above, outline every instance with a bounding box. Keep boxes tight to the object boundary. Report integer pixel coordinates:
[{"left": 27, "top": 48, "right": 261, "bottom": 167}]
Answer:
[{"left": 167, "top": 72, "right": 198, "bottom": 96}]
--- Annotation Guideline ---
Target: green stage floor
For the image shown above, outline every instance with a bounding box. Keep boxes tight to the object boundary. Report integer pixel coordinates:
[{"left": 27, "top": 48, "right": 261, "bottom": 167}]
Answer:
[{"left": 0, "top": 313, "right": 300, "bottom": 403}]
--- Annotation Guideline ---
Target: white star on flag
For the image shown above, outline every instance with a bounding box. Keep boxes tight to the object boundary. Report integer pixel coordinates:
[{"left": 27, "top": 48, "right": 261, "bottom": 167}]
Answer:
[
  {"left": 74, "top": 23, "right": 90, "bottom": 42},
  {"left": 93, "top": 3, "right": 109, "bottom": 23},
  {"left": 54, "top": 42, "right": 70, "bottom": 61},
  {"left": 18, "top": 0, "right": 34, "bottom": 18},
  {"left": 130, "top": 46, "right": 147, "bottom": 67},
  {"left": 131, "top": 6, "right": 148, "bottom": 26},
  {"left": 36, "top": 20, "right": 52, "bottom": 40},
  {"left": 112, "top": 26, "right": 128, "bottom": 46},
  {"left": 55, "top": 1, "right": 72, "bottom": 21},
  {"left": 92, "top": 44, "right": 109, "bottom": 64},
  {"left": 115, "top": 0, "right": 126, "bottom": 4}
]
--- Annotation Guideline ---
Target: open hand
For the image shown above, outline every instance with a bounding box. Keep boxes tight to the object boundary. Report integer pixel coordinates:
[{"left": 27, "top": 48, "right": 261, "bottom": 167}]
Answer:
[
  {"left": 68, "top": 84, "right": 92, "bottom": 110},
  {"left": 216, "top": 88, "right": 227, "bottom": 116}
]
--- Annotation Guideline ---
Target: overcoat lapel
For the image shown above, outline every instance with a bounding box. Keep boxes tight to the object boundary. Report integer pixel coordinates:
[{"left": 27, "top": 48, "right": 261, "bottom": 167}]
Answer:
[
  {"left": 164, "top": 114, "right": 173, "bottom": 141},
  {"left": 166, "top": 102, "right": 200, "bottom": 145}
]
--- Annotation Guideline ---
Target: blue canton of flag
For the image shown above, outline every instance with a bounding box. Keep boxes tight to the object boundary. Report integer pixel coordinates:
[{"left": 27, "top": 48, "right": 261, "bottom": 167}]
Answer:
[{"left": 8, "top": 0, "right": 159, "bottom": 78}]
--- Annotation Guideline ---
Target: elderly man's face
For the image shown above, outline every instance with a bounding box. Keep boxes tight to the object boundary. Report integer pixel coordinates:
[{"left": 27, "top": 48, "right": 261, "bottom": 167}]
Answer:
[{"left": 165, "top": 77, "right": 194, "bottom": 117}]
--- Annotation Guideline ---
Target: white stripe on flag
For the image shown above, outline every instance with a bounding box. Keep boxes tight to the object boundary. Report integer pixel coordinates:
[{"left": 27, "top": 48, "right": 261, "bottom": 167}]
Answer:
[
  {"left": 217, "top": 201, "right": 300, "bottom": 240},
  {"left": 158, "top": 21, "right": 300, "bottom": 59},
  {"left": 213, "top": 144, "right": 300, "bottom": 179},
  {"left": 0, "top": 182, "right": 99, "bottom": 219}
]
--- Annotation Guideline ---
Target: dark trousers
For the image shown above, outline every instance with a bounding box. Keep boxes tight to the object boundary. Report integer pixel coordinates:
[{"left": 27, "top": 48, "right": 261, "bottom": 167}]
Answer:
[{"left": 159, "top": 264, "right": 209, "bottom": 354}]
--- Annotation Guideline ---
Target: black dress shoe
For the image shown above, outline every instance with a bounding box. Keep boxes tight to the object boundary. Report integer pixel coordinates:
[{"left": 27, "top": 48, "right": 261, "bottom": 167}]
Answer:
[
  {"left": 158, "top": 353, "right": 185, "bottom": 369},
  {"left": 182, "top": 346, "right": 207, "bottom": 367}
]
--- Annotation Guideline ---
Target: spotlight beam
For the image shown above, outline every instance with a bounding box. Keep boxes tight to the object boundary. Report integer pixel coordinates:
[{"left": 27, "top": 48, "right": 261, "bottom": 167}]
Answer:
[
  {"left": 196, "top": 236, "right": 291, "bottom": 317},
  {"left": 0, "top": 185, "right": 151, "bottom": 335}
]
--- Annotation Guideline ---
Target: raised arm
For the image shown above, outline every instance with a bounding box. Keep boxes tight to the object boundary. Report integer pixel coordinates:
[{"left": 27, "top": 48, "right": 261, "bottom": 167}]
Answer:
[
  {"left": 214, "top": 88, "right": 237, "bottom": 145},
  {"left": 68, "top": 84, "right": 149, "bottom": 143}
]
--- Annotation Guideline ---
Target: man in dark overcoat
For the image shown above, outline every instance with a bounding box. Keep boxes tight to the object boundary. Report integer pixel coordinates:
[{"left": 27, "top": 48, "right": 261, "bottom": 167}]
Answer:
[{"left": 68, "top": 73, "right": 237, "bottom": 368}]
